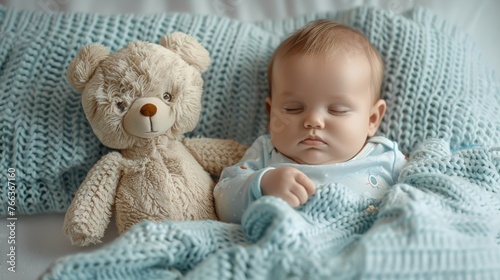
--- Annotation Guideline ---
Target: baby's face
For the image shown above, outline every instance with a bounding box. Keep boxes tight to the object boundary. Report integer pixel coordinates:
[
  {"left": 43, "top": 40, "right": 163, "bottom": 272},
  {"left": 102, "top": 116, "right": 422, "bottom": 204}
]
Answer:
[{"left": 267, "top": 53, "right": 385, "bottom": 165}]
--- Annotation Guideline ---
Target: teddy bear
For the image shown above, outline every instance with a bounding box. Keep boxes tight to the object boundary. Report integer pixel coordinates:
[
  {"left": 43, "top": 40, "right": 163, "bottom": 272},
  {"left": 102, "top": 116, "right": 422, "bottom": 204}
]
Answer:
[{"left": 63, "top": 32, "right": 247, "bottom": 246}]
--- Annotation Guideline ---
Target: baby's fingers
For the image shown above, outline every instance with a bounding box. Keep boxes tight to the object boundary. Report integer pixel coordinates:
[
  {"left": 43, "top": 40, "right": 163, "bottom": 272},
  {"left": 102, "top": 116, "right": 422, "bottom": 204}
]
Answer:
[
  {"left": 281, "top": 191, "right": 301, "bottom": 208},
  {"left": 294, "top": 172, "right": 316, "bottom": 195},
  {"left": 290, "top": 183, "right": 309, "bottom": 206}
]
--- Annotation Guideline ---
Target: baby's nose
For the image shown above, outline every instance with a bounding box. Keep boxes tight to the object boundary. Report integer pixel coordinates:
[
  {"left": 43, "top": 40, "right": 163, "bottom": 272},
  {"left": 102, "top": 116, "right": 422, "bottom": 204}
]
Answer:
[
  {"left": 304, "top": 112, "right": 325, "bottom": 128},
  {"left": 140, "top": 103, "right": 157, "bottom": 117}
]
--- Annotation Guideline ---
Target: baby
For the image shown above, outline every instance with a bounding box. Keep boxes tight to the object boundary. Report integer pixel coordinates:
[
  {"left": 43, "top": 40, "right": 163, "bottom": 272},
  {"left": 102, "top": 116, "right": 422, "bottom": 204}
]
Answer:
[{"left": 214, "top": 19, "right": 406, "bottom": 223}]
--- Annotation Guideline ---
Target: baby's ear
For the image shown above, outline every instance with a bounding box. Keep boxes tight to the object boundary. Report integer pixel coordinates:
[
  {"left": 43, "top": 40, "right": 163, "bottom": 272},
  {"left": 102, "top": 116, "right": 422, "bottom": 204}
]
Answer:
[
  {"left": 67, "top": 44, "right": 110, "bottom": 92},
  {"left": 160, "top": 32, "right": 211, "bottom": 73},
  {"left": 368, "top": 99, "right": 387, "bottom": 137}
]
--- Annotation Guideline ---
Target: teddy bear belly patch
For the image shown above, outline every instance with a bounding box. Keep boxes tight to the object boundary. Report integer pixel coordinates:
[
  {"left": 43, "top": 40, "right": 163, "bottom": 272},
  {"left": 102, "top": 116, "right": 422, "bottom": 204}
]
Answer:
[{"left": 114, "top": 159, "right": 216, "bottom": 232}]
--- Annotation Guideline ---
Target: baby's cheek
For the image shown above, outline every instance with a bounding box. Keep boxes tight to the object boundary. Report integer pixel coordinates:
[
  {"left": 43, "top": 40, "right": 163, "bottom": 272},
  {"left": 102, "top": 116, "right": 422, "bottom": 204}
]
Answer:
[{"left": 268, "top": 112, "right": 292, "bottom": 134}]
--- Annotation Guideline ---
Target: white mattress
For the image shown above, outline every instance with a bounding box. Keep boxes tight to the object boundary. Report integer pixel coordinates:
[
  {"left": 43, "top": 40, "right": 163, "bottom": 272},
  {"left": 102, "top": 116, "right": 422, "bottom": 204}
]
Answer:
[{"left": 0, "top": 0, "right": 499, "bottom": 279}]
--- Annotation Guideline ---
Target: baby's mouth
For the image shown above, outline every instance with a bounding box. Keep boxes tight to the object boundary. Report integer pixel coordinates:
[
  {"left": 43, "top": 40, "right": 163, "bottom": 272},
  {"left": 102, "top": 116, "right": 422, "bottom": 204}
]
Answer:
[{"left": 300, "top": 135, "right": 327, "bottom": 146}]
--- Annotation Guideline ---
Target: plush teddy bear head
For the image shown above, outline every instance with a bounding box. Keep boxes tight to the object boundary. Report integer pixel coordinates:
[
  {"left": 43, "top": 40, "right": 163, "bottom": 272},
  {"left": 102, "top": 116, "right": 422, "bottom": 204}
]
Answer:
[{"left": 67, "top": 32, "right": 210, "bottom": 149}]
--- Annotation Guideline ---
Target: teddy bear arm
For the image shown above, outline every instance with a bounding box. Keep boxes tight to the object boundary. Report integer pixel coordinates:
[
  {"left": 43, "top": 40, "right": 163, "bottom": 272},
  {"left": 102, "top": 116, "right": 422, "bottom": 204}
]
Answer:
[
  {"left": 182, "top": 138, "right": 248, "bottom": 176},
  {"left": 63, "top": 151, "right": 123, "bottom": 246}
]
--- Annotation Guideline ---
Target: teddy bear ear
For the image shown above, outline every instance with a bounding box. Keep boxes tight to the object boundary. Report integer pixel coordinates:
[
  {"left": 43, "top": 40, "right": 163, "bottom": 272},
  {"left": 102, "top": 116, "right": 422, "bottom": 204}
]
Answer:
[
  {"left": 160, "top": 32, "right": 211, "bottom": 73},
  {"left": 66, "top": 44, "right": 110, "bottom": 92}
]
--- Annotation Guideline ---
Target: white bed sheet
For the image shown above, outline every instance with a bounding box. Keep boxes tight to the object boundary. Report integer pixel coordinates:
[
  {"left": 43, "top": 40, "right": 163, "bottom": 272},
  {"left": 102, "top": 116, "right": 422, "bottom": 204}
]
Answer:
[{"left": 0, "top": 1, "right": 499, "bottom": 279}]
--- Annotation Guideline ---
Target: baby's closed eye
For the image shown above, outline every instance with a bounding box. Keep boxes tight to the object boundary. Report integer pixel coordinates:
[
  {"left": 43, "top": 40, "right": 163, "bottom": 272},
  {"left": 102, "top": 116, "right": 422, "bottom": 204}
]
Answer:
[
  {"left": 328, "top": 105, "right": 350, "bottom": 116},
  {"left": 283, "top": 103, "right": 304, "bottom": 114}
]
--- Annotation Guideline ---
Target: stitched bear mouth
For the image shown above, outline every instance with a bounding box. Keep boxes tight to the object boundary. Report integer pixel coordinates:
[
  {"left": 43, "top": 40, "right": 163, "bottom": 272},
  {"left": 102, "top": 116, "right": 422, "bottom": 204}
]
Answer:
[{"left": 146, "top": 118, "right": 158, "bottom": 133}]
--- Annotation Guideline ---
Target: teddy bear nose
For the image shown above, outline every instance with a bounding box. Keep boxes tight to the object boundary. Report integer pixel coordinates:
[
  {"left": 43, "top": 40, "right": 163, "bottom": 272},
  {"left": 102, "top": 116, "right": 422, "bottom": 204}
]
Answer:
[{"left": 140, "top": 103, "right": 157, "bottom": 117}]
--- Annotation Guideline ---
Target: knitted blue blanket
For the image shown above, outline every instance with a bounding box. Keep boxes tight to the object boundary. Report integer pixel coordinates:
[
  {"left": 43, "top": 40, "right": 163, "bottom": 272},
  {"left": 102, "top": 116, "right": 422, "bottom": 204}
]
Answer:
[
  {"left": 1, "top": 5, "right": 500, "bottom": 216},
  {"left": 43, "top": 139, "right": 500, "bottom": 279}
]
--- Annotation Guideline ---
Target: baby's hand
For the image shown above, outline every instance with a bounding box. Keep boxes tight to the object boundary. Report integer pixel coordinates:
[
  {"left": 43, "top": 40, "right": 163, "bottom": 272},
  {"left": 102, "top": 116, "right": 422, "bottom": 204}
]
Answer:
[{"left": 260, "top": 167, "right": 316, "bottom": 207}]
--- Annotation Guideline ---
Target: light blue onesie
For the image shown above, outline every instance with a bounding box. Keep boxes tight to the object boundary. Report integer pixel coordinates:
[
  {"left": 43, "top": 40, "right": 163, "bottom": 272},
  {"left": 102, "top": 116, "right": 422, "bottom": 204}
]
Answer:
[{"left": 214, "top": 134, "right": 407, "bottom": 223}]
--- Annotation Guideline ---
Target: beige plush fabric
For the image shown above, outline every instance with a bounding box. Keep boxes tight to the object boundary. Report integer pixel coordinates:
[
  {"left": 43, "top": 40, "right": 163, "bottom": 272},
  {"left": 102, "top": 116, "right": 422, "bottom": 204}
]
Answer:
[
  {"left": 63, "top": 32, "right": 247, "bottom": 246},
  {"left": 183, "top": 138, "right": 248, "bottom": 176}
]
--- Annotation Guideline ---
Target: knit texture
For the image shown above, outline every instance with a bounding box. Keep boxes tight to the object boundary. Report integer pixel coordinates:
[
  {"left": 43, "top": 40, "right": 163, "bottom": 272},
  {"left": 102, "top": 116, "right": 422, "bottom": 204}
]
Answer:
[
  {"left": 43, "top": 139, "right": 500, "bottom": 279},
  {"left": 182, "top": 138, "right": 249, "bottom": 176},
  {"left": 0, "top": 5, "right": 499, "bottom": 216}
]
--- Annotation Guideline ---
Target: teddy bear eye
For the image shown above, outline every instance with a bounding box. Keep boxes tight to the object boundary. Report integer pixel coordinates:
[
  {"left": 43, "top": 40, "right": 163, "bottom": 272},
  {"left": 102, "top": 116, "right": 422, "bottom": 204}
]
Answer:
[
  {"left": 115, "top": 101, "right": 127, "bottom": 113},
  {"left": 163, "top": 92, "right": 172, "bottom": 102}
]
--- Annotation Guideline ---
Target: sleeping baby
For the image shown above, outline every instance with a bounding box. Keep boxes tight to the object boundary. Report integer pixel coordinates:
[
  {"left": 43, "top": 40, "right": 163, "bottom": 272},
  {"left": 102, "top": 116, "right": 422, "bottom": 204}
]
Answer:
[{"left": 214, "top": 19, "right": 406, "bottom": 223}]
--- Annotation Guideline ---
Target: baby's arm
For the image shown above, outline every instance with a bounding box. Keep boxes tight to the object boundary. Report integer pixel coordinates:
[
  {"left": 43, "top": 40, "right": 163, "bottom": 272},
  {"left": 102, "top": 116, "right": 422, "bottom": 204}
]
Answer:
[
  {"left": 214, "top": 136, "right": 316, "bottom": 223},
  {"left": 214, "top": 136, "right": 273, "bottom": 223}
]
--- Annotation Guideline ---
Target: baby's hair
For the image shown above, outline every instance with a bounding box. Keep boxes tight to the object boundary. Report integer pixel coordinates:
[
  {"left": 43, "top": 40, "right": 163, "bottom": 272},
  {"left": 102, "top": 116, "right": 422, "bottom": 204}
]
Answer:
[{"left": 267, "top": 19, "right": 384, "bottom": 100}]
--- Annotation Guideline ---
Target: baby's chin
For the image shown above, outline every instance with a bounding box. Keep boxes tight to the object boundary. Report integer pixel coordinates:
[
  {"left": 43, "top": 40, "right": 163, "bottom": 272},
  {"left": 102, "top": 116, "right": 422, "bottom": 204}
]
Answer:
[{"left": 289, "top": 151, "right": 350, "bottom": 165}]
